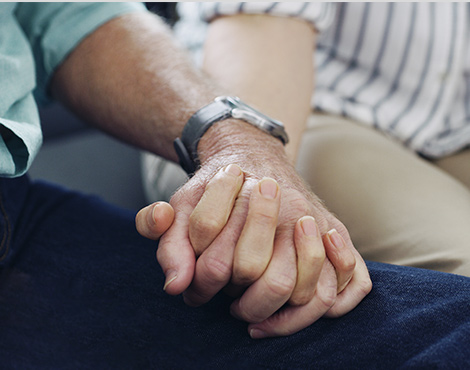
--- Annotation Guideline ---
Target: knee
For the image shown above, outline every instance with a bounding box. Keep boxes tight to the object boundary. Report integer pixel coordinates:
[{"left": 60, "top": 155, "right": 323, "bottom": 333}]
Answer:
[
  {"left": 374, "top": 228, "right": 470, "bottom": 278},
  {"left": 418, "top": 245, "right": 470, "bottom": 277},
  {"left": 347, "top": 207, "right": 470, "bottom": 278},
  {"left": 409, "top": 210, "right": 470, "bottom": 277}
]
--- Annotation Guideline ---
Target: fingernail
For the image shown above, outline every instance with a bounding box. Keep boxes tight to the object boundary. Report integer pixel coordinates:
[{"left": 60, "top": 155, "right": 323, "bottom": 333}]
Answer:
[
  {"left": 151, "top": 202, "right": 165, "bottom": 223},
  {"left": 250, "top": 328, "right": 268, "bottom": 339},
  {"left": 163, "top": 271, "right": 178, "bottom": 291},
  {"left": 259, "top": 178, "right": 278, "bottom": 199},
  {"left": 224, "top": 164, "right": 242, "bottom": 177},
  {"left": 300, "top": 216, "right": 317, "bottom": 236},
  {"left": 327, "top": 229, "right": 345, "bottom": 249}
]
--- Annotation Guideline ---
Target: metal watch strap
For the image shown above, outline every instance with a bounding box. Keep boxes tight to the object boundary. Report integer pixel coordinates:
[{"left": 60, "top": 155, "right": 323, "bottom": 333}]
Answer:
[{"left": 174, "top": 99, "right": 232, "bottom": 175}]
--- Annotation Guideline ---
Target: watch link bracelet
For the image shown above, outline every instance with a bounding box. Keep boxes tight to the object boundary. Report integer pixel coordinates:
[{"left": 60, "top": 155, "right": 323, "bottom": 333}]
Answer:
[{"left": 174, "top": 96, "right": 289, "bottom": 175}]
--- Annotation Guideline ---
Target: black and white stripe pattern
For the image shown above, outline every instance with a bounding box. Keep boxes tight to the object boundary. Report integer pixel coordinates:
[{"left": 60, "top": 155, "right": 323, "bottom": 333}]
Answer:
[
  {"left": 177, "top": 2, "right": 470, "bottom": 158},
  {"left": 315, "top": 3, "right": 467, "bottom": 157}
]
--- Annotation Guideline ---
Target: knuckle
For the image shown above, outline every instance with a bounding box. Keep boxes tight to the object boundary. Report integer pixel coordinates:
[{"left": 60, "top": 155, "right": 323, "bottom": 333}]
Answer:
[
  {"left": 190, "top": 214, "right": 223, "bottom": 237},
  {"left": 241, "top": 310, "right": 264, "bottom": 324},
  {"left": 359, "top": 277, "right": 373, "bottom": 296},
  {"left": 238, "top": 306, "right": 265, "bottom": 324},
  {"left": 155, "top": 242, "right": 167, "bottom": 264},
  {"left": 289, "top": 291, "right": 314, "bottom": 306},
  {"left": 155, "top": 248, "right": 163, "bottom": 266},
  {"left": 169, "top": 188, "right": 192, "bottom": 209},
  {"left": 200, "top": 254, "right": 232, "bottom": 284},
  {"left": 306, "top": 247, "right": 326, "bottom": 266},
  {"left": 317, "top": 285, "right": 337, "bottom": 310},
  {"left": 233, "top": 262, "right": 264, "bottom": 286},
  {"left": 232, "top": 301, "right": 260, "bottom": 323},
  {"left": 340, "top": 254, "right": 357, "bottom": 273},
  {"left": 250, "top": 211, "right": 278, "bottom": 229},
  {"left": 267, "top": 310, "right": 299, "bottom": 336},
  {"left": 265, "top": 274, "right": 296, "bottom": 298}
]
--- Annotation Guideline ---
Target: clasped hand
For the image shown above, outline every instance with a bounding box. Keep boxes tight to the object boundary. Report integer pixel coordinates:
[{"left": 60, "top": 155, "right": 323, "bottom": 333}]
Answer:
[{"left": 136, "top": 164, "right": 371, "bottom": 338}]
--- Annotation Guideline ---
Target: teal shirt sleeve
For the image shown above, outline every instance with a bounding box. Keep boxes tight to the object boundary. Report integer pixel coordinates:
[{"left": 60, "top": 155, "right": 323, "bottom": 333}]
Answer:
[
  {"left": 15, "top": 2, "right": 146, "bottom": 105},
  {"left": 0, "top": 2, "right": 146, "bottom": 177}
]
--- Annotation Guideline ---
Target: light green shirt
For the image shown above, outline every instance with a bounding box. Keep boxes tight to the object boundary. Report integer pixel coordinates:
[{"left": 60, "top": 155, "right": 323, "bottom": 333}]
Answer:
[{"left": 0, "top": 2, "right": 145, "bottom": 177}]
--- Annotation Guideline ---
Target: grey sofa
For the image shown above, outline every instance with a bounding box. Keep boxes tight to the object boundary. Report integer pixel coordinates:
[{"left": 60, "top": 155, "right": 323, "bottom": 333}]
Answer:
[{"left": 29, "top": 103, "right": 148, "bottom": 211}]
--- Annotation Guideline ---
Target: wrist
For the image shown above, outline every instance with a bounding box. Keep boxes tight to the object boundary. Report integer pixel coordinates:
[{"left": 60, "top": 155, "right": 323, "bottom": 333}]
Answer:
[
  {"left": 174, "top": 96, "right": 289, "bottom": 174},
  {"left": 198, "top": 118, "right": 287, "bottom": 166},
  {"left": 193, "top": 118, "right": 325, "bottom": 217},
  {"left": 199, "top": 118, "right": 323, "bottom": 201},
  {"left": 198, "top": 118, "right": 311, "bottom": 196}
]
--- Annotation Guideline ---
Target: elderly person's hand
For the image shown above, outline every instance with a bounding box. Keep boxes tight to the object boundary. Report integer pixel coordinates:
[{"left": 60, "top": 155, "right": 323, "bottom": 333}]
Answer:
[{"left": 137, "top": 154, "right": 371, "bottom": 337}]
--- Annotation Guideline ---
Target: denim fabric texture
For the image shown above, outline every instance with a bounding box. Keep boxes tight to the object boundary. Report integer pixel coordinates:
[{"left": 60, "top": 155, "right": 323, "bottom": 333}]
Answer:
[{"left": 1, "top": 176, "right": 469, "bottom": 369}]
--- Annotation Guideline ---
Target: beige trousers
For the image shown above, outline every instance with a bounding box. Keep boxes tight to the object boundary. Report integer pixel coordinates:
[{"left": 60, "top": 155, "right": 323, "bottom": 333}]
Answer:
[
  {"left": 297, "top": 113, "right": 470, "bottom": 276},
  {"left": 142, "top": 113, "right": 470, "bottom": 276}
]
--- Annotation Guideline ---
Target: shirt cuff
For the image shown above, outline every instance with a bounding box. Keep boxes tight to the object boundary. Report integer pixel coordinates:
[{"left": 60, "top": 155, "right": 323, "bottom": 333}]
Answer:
[{"left": 0, "top": 112, "right": 42, "bottom": 178}]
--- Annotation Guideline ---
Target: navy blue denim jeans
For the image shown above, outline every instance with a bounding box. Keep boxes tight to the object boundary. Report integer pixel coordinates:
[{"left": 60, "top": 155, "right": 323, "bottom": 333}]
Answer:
[{"left": 1, "top": 175, "right": 470, "bottom": 369}]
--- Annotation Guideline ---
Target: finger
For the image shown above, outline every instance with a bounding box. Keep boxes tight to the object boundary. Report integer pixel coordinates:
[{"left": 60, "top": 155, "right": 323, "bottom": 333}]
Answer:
[
  {"left": 247, "top": 261, "right": 338, "bottom": 339},
  {"left": 289, "top": 216, "right": 326, "bottom": 306},
  {"left": 135, "top": 201, "right": 175, "bottom": 240},
  {"left": 182, "top": 240, "right": 234, "bottom": 307},
  {"left": 323, "top": 229, "right": 356, "bottom": 293},
  {"left": 230, "top": 236, "right": 297, "bottom": 324},
  {"left": 232, "top": 177, "right": 281, "bottom": 286},
  {"left": 324, "top": 250, "right": 372, "bottom": 318},
  {"left": 182, "top": 187, "right": 251, "bottom": 306},
  {"left": 189, "top": 164, "right": 244, "bottom": 255},
  {"left": 156, "top": 205, "right": 196, "bottom": 296}
]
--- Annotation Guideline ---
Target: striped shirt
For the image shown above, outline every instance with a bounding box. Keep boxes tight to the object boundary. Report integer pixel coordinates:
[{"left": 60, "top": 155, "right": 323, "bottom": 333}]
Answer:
[{"left": 176, "top": 2, "right": 470, "bottom": 159}]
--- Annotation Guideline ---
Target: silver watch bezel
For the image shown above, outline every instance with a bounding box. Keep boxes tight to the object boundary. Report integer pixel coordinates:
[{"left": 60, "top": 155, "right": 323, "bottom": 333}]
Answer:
[{"left": 215, "top": 96, "right": 289, "bottom": 144}]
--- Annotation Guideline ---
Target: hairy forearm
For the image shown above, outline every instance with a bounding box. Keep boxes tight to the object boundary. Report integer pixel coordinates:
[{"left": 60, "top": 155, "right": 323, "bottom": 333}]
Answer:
[
  {"left": 202, "top": 14, "right": 316, "bottom": 162},
  {"left": 50, "top": 12, "right": 223, "bottom": 162},
  {"left": 50, "top": 11, "right": 312, "bottom": 173}
]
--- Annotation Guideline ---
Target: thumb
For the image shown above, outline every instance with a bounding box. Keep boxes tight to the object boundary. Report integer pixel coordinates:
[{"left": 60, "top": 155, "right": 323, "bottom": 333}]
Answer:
[{"left": 135, "top": 202, "right": 175, "bottom": 240}]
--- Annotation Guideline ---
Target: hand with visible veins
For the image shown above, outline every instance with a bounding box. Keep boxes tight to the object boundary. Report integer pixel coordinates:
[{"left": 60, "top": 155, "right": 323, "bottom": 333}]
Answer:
[{"left": 136, "top": 161, "right": 372, "bottom": 338}]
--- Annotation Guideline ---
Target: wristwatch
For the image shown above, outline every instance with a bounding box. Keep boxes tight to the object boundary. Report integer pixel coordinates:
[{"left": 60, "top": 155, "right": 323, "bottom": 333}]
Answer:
[{"left": 174, "top": 96, "right": 289, "bottom": 175}]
